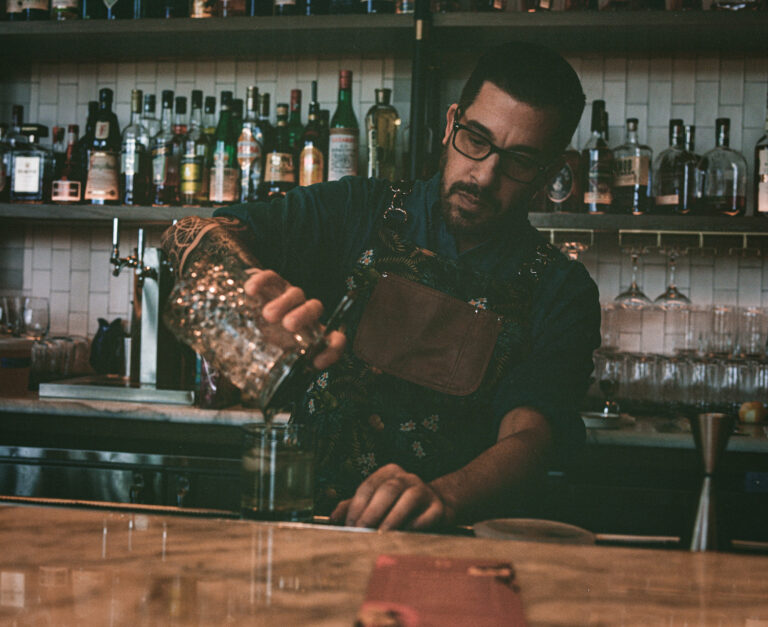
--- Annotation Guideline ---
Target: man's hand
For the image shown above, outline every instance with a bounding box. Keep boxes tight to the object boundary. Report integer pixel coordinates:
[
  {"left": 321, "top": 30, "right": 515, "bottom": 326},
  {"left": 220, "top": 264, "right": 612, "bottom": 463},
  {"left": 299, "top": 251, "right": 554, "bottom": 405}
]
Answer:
[
  {"left": 244, "top": 269, "right": 346, "bottom": 371},
  {"left": 329, "top": 464, "right": 454, "bottom": 531}
]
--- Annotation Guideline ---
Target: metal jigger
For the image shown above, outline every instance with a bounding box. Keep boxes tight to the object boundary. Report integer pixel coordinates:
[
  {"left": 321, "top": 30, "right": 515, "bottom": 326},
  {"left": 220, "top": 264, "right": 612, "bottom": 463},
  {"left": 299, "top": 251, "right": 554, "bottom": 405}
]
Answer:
[{"left": 689, "top": 412, "right": 735, "bottom": 552}]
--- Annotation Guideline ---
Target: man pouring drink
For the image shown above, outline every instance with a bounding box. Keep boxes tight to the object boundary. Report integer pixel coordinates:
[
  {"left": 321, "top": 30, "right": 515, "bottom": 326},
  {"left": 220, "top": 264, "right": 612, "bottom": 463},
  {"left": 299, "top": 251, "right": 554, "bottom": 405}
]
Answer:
[{"left": 161, "top": 41, "right": 601, "bottom": 531}]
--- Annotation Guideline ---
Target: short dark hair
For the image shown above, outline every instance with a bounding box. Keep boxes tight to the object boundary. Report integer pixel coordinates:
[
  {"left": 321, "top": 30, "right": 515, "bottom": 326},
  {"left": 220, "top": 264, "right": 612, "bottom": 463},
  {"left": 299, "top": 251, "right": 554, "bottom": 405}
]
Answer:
[{"left": 458, "top": 41, "right": 586, "bottom": 154}]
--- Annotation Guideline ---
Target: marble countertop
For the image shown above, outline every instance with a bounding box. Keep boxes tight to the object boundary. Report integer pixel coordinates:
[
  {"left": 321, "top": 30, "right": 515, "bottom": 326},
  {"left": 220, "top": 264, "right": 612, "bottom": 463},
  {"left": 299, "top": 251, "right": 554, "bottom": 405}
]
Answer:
[
  {"left": 3, "top": 394, "right": 768, "bottom": 453},
  {"left": 1, "top": 504, "right": 767, "bottom": 625}
]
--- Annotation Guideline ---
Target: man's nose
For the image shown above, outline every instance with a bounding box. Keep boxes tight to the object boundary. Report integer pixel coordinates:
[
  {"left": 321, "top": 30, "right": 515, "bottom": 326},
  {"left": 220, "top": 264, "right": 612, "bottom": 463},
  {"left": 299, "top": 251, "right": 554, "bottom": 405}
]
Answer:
[{"left": 470, "top": 152, "right": 501, "bottom": 187}]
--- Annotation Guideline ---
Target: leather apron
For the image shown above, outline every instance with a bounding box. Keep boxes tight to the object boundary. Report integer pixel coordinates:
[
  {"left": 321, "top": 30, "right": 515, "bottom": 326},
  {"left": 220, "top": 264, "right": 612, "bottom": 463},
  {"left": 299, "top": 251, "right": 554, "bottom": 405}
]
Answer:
[{"left": 294, "top": 183, "right": 561, "bottom": 514}]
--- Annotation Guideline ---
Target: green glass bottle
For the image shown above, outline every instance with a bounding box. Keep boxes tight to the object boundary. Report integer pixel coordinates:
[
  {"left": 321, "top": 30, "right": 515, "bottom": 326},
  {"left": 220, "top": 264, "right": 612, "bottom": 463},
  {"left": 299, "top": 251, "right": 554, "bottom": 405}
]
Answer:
[
  {"left": 209, "top": 90, "right": 239, "bottom": 205},
  {"left": 328, "top": 70, "right": 359, "bottom": 181}
]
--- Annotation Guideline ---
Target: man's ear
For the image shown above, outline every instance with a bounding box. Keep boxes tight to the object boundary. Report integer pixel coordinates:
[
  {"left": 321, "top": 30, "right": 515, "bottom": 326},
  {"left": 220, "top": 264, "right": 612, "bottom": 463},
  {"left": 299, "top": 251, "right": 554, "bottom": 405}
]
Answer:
[{"left": 443, "top": 104, "right": 458, "bottom": 146}]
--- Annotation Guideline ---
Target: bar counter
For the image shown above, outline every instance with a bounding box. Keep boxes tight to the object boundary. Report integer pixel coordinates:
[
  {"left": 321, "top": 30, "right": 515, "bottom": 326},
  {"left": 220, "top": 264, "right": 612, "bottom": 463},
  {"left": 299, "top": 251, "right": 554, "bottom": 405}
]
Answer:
[{"left": 1, "top": 504, "right": 768, "bottom": 625}]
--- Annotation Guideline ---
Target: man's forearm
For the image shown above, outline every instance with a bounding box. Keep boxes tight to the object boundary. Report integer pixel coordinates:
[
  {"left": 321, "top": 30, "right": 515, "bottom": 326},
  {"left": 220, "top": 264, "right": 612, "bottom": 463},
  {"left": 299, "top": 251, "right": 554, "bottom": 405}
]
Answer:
[
  {"left": 160, "top": 216, "right": 262, "bottom": 278},
  {"left": 429, "top": 406, "right": 552, "bottom": 526}
]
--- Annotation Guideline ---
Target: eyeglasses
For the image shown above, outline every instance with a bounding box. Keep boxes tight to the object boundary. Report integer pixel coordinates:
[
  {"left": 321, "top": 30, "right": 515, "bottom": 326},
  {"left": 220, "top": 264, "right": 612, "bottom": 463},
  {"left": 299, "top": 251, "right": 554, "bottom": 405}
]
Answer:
[{"left": 451, "top": 117, "right": 548, "bottom": 185}]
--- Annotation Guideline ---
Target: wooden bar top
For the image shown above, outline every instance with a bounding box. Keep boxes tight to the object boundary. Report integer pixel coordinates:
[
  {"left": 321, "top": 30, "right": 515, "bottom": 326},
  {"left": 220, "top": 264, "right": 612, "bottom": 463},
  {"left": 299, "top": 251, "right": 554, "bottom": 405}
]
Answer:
[{"left": 1, "top": 504, "right": 768, "bottom": 625}]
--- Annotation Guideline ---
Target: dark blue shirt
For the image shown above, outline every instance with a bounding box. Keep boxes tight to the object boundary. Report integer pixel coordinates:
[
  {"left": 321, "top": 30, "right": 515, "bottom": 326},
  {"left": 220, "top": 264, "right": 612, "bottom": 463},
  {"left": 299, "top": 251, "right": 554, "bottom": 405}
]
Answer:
[{"left": 217, "top": 174, "right": 601, "bottom": 454}]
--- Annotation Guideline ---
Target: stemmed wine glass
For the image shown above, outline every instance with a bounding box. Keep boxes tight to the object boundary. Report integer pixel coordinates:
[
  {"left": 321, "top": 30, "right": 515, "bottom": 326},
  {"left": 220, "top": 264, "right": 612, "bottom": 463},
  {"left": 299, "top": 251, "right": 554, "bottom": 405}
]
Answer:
[
  {"left": 655, "top": 247, "right": 691, "bottom": 309},
  {"left": 615, "top": 246, "right": 652, "bottom": 309}
]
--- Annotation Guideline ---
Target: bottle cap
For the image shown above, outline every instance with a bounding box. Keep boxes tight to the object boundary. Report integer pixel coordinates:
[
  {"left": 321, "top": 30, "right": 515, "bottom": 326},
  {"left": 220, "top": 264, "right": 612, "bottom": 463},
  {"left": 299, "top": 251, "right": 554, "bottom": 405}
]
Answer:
[
  {"left": 162, "top": 90, "right": 175, "bottom": 107},
  {"left": 590, "top": 99, "right": 605, "bottom": 132},
  {"left": 290, "top": 89, "right": 301, "bottom": 109},
  {"left": 375, "top": 88, "right": 392, "bottom": 105},
  {"left": 131, "top": 89, "right": 143, "bottom": 113},
  {"left": 339, "top": 70, "right": 353, "bottom": 89},
  {"left": 204, "top": 95, "right": 216, "bottom": 113},
  {"left": 175, "top": 96, "right": 187, "bottom": 115},
  {"left": 98, "top": 88, "right": 114, "bottom": 105},
  {"left": 191, "top": 90, "right": 203, "bottom": 109},
  {"left": 220, "top": 91, "right": 234, "bottom": 108},
  {"left": 68, "top": 124, "right": 79, "bottom": 134},
  {"left": 144, "top": 94, "right": 156, "bottom": 112}
]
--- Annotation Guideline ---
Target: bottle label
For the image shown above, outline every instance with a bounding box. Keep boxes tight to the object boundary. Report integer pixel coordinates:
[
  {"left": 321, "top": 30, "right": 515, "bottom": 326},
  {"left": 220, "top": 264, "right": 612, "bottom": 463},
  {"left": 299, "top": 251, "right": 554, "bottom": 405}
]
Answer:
[
  {"left": 264, "top": 152, "right": 295, "bottom": 184},
  {"left": 655, "top": 194, "right": 679, "bottom": 206},
  {"left": 52, "top": 179, "right": 82, "bottom": 203},
  {"left": 275, "top": 0, "right": 296, "bottom": 5},
  {"left": 328, "top": 129, "right": 359, "bottom": 181},
  {"left": 584, "top": 150, "right": 613, "bottom": 205},
  {"left": 152, "top": 144, "right": 171, "bottom": 185},
  {"left": 180, "top": 156, "right": 204, "bottom": 195},
  {"left": 121, "top": 141, "right": 139, "bottom": 176},
  {"left": 95, "top": 121, "right": 110, "bottom": 141},
  {"left": 546, "top": 163, "right": 574, "bottom": 203},
  {"left": 12, "top": 156, "right": 41, "bottom": 194},
  {"left": 209, "top": 154, "right": 238, "bottom": 202},
  {"left": 614, "top": 155, "right": 649, "bottom": 187},
  {"left": 299, "top": 146, "right": 324, "bottom": 187},
  {"left": 758, "top": 148, "right": 768, "bottom": 215},
  {"left": 237, "top": 131, "right": 261, "bottom": 167},
  {"left": 85, "top": 151, "right": 119, "bottom": 201},
  {"left": 21, "top": 0, "right": 48, "bottom": 9},
  {"left": 189, "top": 0, "right": 216, "bottom": 16},
  {"left": 51, "top": 0, "right": 78, "bottom": 8}
]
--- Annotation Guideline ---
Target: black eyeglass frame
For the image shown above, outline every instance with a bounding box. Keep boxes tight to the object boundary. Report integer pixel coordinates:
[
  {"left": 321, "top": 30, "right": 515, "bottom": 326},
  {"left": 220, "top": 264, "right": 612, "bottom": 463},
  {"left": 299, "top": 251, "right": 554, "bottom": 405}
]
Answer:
[{"left": 450, "top": 111, "right": 550, "bottom": 185}]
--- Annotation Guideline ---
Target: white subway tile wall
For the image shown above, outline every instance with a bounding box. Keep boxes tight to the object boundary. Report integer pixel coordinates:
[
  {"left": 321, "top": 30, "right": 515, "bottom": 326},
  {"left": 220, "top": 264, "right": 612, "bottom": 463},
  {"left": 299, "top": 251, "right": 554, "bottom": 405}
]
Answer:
[{"left": 1, "top": 51, "right": 767, "bottom": 339}]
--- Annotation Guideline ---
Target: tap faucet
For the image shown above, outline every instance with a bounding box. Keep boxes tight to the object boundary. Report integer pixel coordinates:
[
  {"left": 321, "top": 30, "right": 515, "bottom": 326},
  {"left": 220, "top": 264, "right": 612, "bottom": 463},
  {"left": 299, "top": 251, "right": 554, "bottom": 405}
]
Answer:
[{"left": 111, "top": 218, "right": 157, "bottom": 284}]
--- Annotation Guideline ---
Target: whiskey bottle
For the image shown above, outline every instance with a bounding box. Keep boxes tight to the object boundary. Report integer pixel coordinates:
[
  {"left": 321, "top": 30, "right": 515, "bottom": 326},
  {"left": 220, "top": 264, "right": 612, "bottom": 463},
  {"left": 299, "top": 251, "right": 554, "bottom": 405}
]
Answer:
[
  {"left": 51, "top": 0, "right": 79, "bottom": 18},
  {"left": 151, "top": 90, "right": 180, "bottom": 206},
  {"left": 121, "top": 89, "right": 151, "bottom": 206},
  {"left": 545, "top": 141, "right": 582, "bottom": 213},
  {"left": 651, "top": 119, "right": 697, "bottom": 215},
  {"left": 695, "top": 118, "right": 747, "bottom": 217},
  {"left": 71, "top": 100, "right": 98, "bottom": 197},
  {"left": 257, "top": 93, "right": 275, "bottom": 155},
  {"left": 209, "top": 91, "right": 239, "bottom": 205},
  {"left": 142, "top": 94, "right": 161, "bottom": 140},
  {"left": 581, "top": 99, "right": 613, "bottom": 214},
  {"left": 612, "top": 118, "right": 652, "bottom": 215},
  {"left": 174, "top": 96, "right": 188, "bottom": 137},
  {"left": 52, "top": 124, "right": 82, "bottom": 204},
  {"left": 237, "top": 86, "right": 262, "bottom": 203},
  {"left": 259, "top": 103, "right": 296, "bottom": 199},
  {"left": 85, "top": 87, "right": 121, "bottom": 205},
  {"left": 365, "top": 88, "right": 400, "bottom": 181},
  {"left": 51, "top": 125, "right": 66, "bottom": 180},
  {"left": 180, "top": 89, "right": 211, "bottom": 206},
  {"left": 328, "top": 70, "right": 359, "bottom": 182},
  {"left": 754, "top": 92, "right": 768, "bottom": 218},
  {"left": 299, "top": 81, "right": 325, "bottom": 187},
  {"left": 287, "top": 89, "right": 304, "bottom": 162},
  {"left": 10, "top": 125, "right": 53, "bottom": 204}
]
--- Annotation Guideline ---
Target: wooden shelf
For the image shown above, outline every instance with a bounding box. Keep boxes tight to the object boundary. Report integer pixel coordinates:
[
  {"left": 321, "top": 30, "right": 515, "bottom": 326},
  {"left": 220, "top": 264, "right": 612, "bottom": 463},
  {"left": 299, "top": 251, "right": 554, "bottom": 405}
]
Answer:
[
  {"left": 3, "top": 203, "right": 768, "bottom": 234},
  {"left": 0, "top": 11, "right": 766, "bottom": 64}
]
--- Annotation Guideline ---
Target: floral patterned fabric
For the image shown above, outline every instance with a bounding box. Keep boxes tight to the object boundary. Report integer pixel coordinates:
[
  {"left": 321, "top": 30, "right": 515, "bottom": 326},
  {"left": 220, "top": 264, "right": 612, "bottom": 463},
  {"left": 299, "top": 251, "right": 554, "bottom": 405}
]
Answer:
[{"left": 293, "top": 199, "right": 561, "bottom": 514}]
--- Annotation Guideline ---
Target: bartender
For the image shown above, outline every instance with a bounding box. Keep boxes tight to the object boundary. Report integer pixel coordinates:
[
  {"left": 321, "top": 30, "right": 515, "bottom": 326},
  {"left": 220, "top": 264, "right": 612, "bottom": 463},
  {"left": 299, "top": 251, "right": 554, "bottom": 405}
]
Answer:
[{"left": 162, "top": 41, "right": 601, "bottom": 531}]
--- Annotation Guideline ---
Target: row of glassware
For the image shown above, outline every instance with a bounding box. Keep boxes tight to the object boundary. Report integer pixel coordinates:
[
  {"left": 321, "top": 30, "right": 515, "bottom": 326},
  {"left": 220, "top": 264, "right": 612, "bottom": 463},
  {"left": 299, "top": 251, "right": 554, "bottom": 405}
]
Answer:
[
  {"left": 0, "top": 295, "right": 50, "bottom": 340},
  {"left": 592, "top": 349, "right": 768, "bottom": 413}
]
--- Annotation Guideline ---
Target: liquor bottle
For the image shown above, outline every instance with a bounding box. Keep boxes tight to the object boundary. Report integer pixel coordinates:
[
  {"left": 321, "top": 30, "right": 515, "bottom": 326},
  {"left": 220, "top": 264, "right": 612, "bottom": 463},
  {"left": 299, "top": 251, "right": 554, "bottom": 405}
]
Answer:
[
  {"left": 141, "top": 94, "right": 160, "bottom": 140},
  {"left": 651, "top": 119, "right": 697, "bottom": 215},
  {"left": 0, "top": 124, "right": 8, "bottom": 202},
  {"left": 7, "top": 0, "right": 50, "bottom": 20},
  {"left": 189, "top": 0, "right": 216, "bottom": 16},
  {"left": 612, "top": 118, "right": 652, "bottom": 215},
  {"left": 6, "top": 106, "right": 27, "bottom": 152},
  {"left": 258, "top": 93, "right": 275, "bottom": 155},
  {"left": 51, "top": 126, "right": 66, "bottom": 180},
  {"left": 232, "top": 98, "right": 244, "bottom": 137},
  {"left": 51, "top": 0, "right": 79, "bottom": 19},
  {"left": 10, "top": 125, "right": 54, "bottom": 203},
  {"left": 259, "top": 103, "right": 296, "bottom": 199},
  {"left": 684, "top": 124, "right": 698, "bottom": 161},
  {"left": 545, "top": 141, "right": 582, "bottom": 213},
  {"left": 299, "top": 81, "right": 325, "bottom": 187},
  {"left": 209, "top": 91, "right": 239, "bottom": 205},
  {"left": 203, "top": 96, "right": 217, "bottom": 139},
  {"left": 237, "top": 86, "right": 262, "bottom": 203},
  {"left": 361, "top": 0, "right": 395, "bottom": 11},
  {"left": 218, "top": 0, "right": 245, "bottom": 13},
  {"left": 72, "top": 100, "right": 98, "bottom": 196},
  {"left": 121, "top": 89, "right": 151, "bottom": 205},
  {"left": 695, "top": 118, "right": 747, "bottom": 217},
  {"left": 319, "top": 108, "right": 330, "bottom": 180},
  {"left": 151, "top": 90, "right": 180, "bottom": 206},
  {"left": 173, "top": 96, "right": 188, "bottom": 137},
  {"left": 51, "top": 124, "right": 82, "bottom": 204},
  {"left": 180, "top": 90, "right": 211, "bottom": 206},
  {"left": 328, "top": 70, "right": 359, "bottom": 182},
  {"left": 286, "top": 89, "right": 304, "bottom": 161},
  {"left": 581, "top": 99, "right": 613, "bottom": 214},
  {"left": 85, "top": 87, "right": 121, "bottom": 205},
  {"left": 755, "top": 94, "right": 768, "bottom": 218},
  {"left": 365, "top": 88, "right": 400, "bottom": 181}
]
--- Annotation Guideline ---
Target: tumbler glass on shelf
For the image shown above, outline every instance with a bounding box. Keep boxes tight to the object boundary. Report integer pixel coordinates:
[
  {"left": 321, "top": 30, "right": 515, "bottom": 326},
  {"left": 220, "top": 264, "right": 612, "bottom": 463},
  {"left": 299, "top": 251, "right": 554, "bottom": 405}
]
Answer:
[
  {"left": 709, "top": 305, "right": 738, "bottom": 358},
  {"left": 736, "top": 306, "right": 767, "bottom": 359},
  {"left": 23, "top": 297, "right": 50, "bottom": 341}
]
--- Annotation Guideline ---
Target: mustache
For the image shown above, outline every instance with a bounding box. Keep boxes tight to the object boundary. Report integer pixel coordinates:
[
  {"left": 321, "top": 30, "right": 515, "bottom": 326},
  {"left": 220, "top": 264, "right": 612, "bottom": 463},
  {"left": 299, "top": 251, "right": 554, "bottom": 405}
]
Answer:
[{"left": 447, "top": 181, "right": 500, "bottom": 212}]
